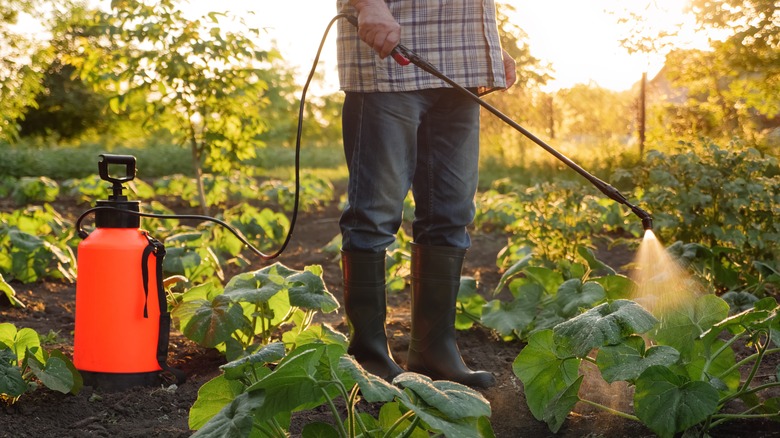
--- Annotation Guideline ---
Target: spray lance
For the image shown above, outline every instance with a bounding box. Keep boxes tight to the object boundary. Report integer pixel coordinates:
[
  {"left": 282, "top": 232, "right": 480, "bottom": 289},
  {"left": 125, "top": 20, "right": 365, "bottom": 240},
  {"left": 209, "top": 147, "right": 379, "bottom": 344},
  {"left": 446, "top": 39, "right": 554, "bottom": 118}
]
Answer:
[{"left": 341, "top": 14, "right": 653, "bottom": 231}]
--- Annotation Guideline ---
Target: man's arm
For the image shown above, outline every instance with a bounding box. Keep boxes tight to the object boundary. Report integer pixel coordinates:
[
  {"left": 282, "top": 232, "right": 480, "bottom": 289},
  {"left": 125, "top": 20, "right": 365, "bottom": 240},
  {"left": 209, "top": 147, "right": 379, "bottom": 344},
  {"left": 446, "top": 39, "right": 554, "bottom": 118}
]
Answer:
[{"left": 350, "top": 0, "right": 400, "bottom": 59}]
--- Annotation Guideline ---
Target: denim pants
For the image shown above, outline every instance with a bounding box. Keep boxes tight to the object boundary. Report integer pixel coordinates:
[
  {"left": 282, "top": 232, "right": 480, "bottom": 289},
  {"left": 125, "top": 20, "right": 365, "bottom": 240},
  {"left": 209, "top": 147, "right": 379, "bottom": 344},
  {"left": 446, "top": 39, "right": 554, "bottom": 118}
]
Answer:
[{"left": 340, "top": 88, "right": 480, "bottom": 253}]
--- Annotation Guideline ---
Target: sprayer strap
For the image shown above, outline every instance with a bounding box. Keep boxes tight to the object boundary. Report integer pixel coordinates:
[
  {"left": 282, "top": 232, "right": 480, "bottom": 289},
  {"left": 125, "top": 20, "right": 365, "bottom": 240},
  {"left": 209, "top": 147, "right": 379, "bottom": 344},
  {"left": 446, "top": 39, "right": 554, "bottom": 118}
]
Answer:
[{"left": 141, "top": 233, "right": 186, "bottom": 386}]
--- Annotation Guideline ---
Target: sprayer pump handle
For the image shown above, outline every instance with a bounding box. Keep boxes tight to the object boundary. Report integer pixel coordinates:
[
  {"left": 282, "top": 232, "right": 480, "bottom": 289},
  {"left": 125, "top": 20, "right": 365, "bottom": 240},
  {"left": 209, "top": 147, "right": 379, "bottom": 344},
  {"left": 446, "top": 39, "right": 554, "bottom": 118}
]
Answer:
[{"left": 99, "top": 154, "right": 136, "bottom": 199}]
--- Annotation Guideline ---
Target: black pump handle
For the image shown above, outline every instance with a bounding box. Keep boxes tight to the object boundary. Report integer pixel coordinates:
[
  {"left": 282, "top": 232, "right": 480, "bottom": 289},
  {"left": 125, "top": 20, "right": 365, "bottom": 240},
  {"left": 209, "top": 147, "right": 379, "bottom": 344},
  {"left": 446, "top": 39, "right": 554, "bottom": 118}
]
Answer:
[{"left": 99, "top": 154, "right": 136, "bottom": 185}]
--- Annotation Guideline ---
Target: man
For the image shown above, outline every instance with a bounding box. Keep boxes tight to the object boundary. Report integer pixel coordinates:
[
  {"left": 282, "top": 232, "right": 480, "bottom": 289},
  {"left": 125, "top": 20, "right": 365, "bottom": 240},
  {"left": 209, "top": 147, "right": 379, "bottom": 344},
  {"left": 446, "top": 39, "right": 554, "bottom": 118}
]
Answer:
[{"left": 337, "top": 0, "right": 516, "bottom": 389}]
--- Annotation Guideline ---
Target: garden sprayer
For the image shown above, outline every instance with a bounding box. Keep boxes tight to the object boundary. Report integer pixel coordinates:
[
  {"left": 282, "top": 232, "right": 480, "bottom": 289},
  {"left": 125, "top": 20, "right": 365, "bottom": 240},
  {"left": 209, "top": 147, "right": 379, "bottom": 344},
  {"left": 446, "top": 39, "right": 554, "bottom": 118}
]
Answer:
[{"left": 73, "top": 155, "right": 185, "bottom": 390}]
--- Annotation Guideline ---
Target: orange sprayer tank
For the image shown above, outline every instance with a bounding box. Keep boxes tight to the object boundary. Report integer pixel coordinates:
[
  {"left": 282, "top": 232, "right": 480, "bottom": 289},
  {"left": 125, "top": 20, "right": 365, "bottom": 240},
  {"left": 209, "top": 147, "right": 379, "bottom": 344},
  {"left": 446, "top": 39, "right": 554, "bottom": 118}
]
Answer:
[{"left": 73, "top": 154, "right": 177, "bottom": 390}]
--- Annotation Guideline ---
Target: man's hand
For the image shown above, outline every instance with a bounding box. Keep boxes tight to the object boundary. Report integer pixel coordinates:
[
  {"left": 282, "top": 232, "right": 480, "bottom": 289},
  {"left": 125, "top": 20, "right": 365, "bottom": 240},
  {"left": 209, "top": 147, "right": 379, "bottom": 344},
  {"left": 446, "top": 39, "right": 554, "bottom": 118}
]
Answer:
[
  {"left": 502, "top": 49, "right": 517, "bottom": 89},
  {"left": 352, "top": 0, "right": 400, "bottom": 59}
]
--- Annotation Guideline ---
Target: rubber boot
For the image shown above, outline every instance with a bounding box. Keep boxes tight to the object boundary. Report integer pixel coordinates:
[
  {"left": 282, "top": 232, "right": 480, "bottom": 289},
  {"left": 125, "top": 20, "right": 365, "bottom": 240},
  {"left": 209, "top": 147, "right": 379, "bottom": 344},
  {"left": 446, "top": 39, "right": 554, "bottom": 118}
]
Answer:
[
  {"left": 341, "top": 250, "right": 404, "bottom": 381},
  {"left": 407, "top": 243, "right": 496, "bottom": 389}
]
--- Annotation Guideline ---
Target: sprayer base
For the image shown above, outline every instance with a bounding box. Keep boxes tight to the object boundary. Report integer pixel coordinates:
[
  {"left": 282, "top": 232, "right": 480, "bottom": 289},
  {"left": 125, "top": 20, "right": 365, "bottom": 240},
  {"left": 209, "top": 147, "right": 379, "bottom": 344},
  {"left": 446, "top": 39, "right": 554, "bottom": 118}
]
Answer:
[{"left": 80, "top": 370, "right": 162, "bottom": 392}]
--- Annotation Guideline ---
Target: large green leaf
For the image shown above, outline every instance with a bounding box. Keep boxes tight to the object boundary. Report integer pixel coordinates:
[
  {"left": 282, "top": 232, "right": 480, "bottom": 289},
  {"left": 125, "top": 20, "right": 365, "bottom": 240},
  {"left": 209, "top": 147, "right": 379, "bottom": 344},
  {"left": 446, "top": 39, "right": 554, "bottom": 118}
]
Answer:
[
  {"left": 592, "top": 274, "right": 635, "bottom": 300},
  {"left": 553, "top": 300, "right": 658, "bottom": 357},
  {"left": 246, "top": 345, "right": 339, "bottom": 422},
  {"left": 481, "top": 295, "right": 537, "bottom": 337},
  {"left": 26, "top": 354, "right": 73, "bottom": 394},
  {"left": 653, "top": 294, "right": 730, "bottom": 359},
  {"left": 191, "top": 390, "right": 266, "bottom": 438},
  {"left": 577, "top": 246, "right": 616, "bottom": 276},
  {"left": 288, "top": 270, "right": 339, "bottom": 313},
  {"left": 513, "top": 329, "right": 581, "bottom": 420},
  {"left": 189, "top": 375, "right": 248, "bottom": 430},
  {"left": 175, "top": 296, "right": 249, "bottom": 348},
  {"left": 634, "top": 366, "right": 719, "bottom": 438},
  {"left": 543, "top": 375, "right": 583, "bottom": 433},
  {"left": 524, "top": 266, "right": 564, "bottom": 295},
  {"left": 682, "top": 339, "right": 739, "bottom": 393},
  {"left": 0, "top": 324, "right": 40, "bottom": 364},
  {"left": 555, "top": 279, "right": 606, "bottom": 316},
  {"left": 596, "top": 336, "right": 680, "bottom": 383},
  {"left": 223, "top": 271, "right": 285, "bottom": 304},
  {"left": 340, "top": 355, "right": 402, "bottom": 403},
  {"left": 0, "top": 354, "right": 26, "bottom": 397},
  {"left": 394, "top": 373, "right": 491, "bottom": 420}
]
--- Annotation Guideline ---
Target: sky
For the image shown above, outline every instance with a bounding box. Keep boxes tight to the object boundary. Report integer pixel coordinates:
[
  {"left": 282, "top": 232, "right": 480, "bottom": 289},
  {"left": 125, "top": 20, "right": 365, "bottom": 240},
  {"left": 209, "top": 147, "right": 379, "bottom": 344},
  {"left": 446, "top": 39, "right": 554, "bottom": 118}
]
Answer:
[
  {"left": 209, "top": 0, "right": 714, "bottom": 94},
  {"left": 16, "top": 0, "right": 713, "bottom": 94}
]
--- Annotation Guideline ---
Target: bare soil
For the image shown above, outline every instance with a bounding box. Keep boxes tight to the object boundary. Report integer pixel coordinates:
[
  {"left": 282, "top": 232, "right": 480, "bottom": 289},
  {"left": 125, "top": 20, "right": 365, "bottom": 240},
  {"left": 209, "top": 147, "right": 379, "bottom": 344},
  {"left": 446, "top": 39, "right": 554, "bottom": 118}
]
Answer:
[{"left": 2, "top": 194, "right": 779, "bottom": 437}]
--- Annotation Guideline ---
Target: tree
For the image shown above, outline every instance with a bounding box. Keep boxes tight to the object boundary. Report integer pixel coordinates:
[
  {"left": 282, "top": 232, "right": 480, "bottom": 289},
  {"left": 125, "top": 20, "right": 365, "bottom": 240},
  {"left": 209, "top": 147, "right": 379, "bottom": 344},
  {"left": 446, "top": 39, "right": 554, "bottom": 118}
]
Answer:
[
  {"left": 70, "top": 0, "right": 277, "bottom": 214},
  {"left": 688, "top": 0, "right": 779, "bottom": 131},
  {"left": 0, "top": 0, "right": 49, "bottom": 142},
  {"left": 688, "top": 0, "right": 778, "bottom": 71}
]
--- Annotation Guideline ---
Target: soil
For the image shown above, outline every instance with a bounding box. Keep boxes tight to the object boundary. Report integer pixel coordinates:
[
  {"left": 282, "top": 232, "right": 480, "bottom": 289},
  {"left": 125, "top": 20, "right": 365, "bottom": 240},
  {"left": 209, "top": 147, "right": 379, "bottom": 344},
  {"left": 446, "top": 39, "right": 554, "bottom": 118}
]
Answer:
[{"left": 2, "top": 193, "right": 780, "bottom": 438}]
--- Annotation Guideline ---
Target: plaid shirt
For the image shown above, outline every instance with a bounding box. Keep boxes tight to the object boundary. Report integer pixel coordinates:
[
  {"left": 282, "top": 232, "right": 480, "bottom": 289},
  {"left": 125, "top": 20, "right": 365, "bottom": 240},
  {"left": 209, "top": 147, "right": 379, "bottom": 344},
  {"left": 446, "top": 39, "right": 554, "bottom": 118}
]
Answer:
[{"left": 337, "top": 0, "right": 507, "bottom": 94}]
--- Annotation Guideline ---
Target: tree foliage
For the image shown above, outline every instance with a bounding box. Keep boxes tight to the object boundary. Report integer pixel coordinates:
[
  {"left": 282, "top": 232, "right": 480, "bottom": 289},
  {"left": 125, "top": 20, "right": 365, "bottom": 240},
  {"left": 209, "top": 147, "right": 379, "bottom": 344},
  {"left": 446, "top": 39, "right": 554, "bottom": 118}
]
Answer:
[
  {"left": 689, "top": 0, "right": 778, "bottom": 70},
  {"left": 67, "top": 0, "right": 277, "bottom": 213},
  {"left": 0, "top": 0, "right": 49, "bottom": 142}
]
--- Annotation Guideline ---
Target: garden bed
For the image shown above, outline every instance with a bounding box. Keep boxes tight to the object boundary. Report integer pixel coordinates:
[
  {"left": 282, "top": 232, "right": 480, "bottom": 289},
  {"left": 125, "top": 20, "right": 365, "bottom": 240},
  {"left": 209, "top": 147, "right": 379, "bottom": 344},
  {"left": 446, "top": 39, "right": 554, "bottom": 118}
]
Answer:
[{"left": 2, "top": 198, "right": 778, "bottom": 437}]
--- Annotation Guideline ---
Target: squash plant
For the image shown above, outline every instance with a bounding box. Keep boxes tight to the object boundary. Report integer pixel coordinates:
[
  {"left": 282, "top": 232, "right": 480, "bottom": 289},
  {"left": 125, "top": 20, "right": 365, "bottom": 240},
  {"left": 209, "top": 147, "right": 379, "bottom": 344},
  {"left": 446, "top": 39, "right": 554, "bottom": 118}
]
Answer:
[
  {"left": 0, "top": 323, "right": 82, "bottom": 405},
  {"left": 189, "top": 341, "right": 495, "bottom": 438},
  {"left": 467, "top": 246, "right": 632, "bottom": 341},
  {"left": 514, "top": 295, "right": 780, "bottom": 437},
  {"left": 171, "top": 263, "right": 339, "bottom": 361}
]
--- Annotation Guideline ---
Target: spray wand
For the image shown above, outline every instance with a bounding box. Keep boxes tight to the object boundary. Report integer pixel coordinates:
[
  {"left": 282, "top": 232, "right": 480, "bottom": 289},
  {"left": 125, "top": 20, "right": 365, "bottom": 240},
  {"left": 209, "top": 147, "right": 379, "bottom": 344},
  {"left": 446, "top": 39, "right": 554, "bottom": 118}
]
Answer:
[{"left": 342, "top": 14, "right": 653, "bottom": 231}]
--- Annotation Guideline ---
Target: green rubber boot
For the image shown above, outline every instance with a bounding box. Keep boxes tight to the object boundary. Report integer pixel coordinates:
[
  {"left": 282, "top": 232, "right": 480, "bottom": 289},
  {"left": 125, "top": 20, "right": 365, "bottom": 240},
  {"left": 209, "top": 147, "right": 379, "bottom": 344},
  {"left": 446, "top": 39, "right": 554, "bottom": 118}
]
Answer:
[
  {"left": 341, "top": 250, "right": 404, "bottom": 381},
  {"left": 406, "top": 243, "right": 496, "bottom": 389}
]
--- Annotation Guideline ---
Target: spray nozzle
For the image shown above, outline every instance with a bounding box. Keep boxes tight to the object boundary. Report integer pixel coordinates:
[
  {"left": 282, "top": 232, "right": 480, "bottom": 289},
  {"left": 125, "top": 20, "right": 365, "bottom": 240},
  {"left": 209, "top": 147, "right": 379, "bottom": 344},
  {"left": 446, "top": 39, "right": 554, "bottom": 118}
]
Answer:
[{"left": 98, "top": 154, "right": 136, "bottom": 201}]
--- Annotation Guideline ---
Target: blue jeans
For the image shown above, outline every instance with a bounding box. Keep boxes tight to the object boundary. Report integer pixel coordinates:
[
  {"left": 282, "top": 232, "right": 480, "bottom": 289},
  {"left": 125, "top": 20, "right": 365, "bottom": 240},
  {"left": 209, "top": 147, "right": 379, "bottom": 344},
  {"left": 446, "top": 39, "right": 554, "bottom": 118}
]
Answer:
[{"left": 340, "top": 88, "right": 480, "bottom": 253}]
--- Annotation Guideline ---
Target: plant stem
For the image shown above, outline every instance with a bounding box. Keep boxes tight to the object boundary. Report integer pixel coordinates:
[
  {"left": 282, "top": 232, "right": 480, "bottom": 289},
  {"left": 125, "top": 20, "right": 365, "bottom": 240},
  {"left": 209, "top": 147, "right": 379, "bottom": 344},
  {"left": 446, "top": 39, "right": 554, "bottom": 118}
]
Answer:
[
  {"left": 320, "top": 385, "right": 349, "bottom": 438},
  {"left": 709, "top": 410, "right": 780, "bottom": 429},
  {"left": 382, "top": 411, "right": 416, "bottom": 438},
  {"left": 579, "top": 399, "right": 640, "bottom": 422}
]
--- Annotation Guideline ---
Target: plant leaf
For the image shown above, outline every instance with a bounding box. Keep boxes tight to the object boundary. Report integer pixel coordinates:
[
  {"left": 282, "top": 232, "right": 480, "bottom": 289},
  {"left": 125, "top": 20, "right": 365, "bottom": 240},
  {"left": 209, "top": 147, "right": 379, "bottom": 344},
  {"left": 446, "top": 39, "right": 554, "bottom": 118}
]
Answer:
[
  {"left": 26, "top": 354, "right": 73, "bottom": 394},
  {"left": 553, "top": 300, "right": 658, "bottom": 357},
  {"left": 175, "top": 296, "right": 249, "bottom": 348},
  {"left": 543, "top": 375, "right": 583, "bottom": 433},
  {"left": 191, "top": 390, "right": 266, "bottom": 437},
  {"left": 493, "top": 253, "right": 532, "bottom": 295},
  {"left": 556, "top": 279, "right": 606, "bottom": 316},
  {"left": 513, "top": 329, "right": 580, "bottom": 421},
  {"left": 378, "top": 402, "right": 429, "bottom": 438},
  {"left": 287, "top": 270, "right": 339, "bottom": 313},
  {"left": 592, "top": 274, "right": 635, "bottom": 300},
  {"left": 596, "top": 336, "right": 680, "bottom": 383},
  {"left": 223, "top": 271, "right": 285, "bottom": 303},
  {"left": 189, "top": 375, "right": 248, "bottom": 430},
  {"left": 634, "top": 366, "right": 719, "bottom": 438},
  {"left": 394, "top": 373, "right": 491, "bottom": 420},
  {"left": 481, "top": 296, "right": 536, "bottom": 337},
  {"left": 0, "top": 357, "right": 26, "bottom": 397},
  {"left": 340, "top": 355, "right": 403, "bottom": 403},
  {"left": 220, "top": 342, "right": 284, "bottom": 381},
  {"left": 0, "top": 274, "right": 24, "bottom": 308},
  {"left": 653, "top": 294, "right": 729, "bottom": 360},
  {"left": 301, "top": 422, "right": 340, "bottom": 438}
]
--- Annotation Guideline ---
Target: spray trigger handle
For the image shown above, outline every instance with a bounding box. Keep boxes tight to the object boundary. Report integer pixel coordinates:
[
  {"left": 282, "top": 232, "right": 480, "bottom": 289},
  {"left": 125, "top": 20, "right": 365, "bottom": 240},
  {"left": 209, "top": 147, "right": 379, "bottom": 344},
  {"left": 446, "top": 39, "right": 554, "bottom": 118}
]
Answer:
[{"left": 99, "top": 154, "right": 136, "bottom": 200}]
